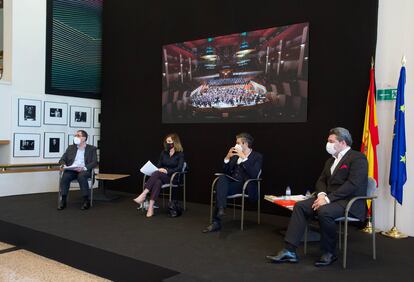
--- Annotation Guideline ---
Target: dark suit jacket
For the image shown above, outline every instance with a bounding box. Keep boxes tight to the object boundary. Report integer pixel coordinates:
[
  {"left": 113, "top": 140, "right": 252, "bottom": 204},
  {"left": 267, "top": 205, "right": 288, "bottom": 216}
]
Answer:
[
  {"left": 315, "top": 149, "right": 368, "bottom": 221},
  {"left": 157, "top": 150, "right": 185, "bottom": 177},
  {"left": 223, "top": 151, "right": 263, "bottom": 200},
  {"left": 59, "top": 144, "right": 98, "bottom": 172}
]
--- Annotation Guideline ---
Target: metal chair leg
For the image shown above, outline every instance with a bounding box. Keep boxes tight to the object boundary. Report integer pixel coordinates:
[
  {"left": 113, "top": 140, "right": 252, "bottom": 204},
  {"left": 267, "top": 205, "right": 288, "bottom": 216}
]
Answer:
[
  {"left": 233, "top": 199, "right": 236, "bottom": 219},
  {"left": 241, "top": 194, "right": 245, "bottom": 231},
  {"left": 304, "top": 225, "right": 308, "bottom": 255},
  {"left": 90, "top": 186, "right": 93, "bottom": 207},
  {"left": 338, "top": 221, "right": 342, "bottom": 250},
  {"left": 210, "top": 178, "right": 219, "bottom": 223},
  {"left": 343, "top": 219, "right": 349, "bottom": 269},
  {"left": 58, "top": 172, "right": 62, "bottom": 207},
  {"left": 257, "top": 183, "right": 261, "bottom": 224},
  {"left": 372, "top": 203, "right": 376, "bottom": 260},
  {"left": 183, "top": 175, "right": 186, "bottom": 211}
]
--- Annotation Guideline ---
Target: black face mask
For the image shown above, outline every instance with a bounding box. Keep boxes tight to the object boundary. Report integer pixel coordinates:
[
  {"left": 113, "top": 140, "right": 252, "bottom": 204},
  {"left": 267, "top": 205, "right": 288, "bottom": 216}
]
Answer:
[{"left": 166, "top": 143, "right": 174, "bottom": 151}]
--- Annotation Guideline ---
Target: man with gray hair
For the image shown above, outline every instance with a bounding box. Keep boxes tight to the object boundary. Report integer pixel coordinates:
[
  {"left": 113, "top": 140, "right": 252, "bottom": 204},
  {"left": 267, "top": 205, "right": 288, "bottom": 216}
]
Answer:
[{"left": 266, "top": 127, "right": 368, "bottom": 267}]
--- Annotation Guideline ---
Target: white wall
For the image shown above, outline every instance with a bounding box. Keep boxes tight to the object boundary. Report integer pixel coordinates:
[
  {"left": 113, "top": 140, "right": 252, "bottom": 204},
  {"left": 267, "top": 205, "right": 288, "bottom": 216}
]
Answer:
[
  {"left": 375, "top": 0, "right": 414, "bottom": 236},
  {"left": 0, "top": 0, "right": 100, "bottom": 196}
]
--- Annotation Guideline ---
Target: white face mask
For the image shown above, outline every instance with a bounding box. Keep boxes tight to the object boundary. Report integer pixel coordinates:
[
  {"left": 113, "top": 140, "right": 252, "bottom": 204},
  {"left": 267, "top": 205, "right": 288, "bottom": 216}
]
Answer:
[
  {"left": 73, "top": 137, "right": 81, "bottom": 145},
  {"left": 326, "top": 142, "right": 337, "bottom": 155},
  {"left": 234, "top": 144, "right": 243, "bottom": 151}
]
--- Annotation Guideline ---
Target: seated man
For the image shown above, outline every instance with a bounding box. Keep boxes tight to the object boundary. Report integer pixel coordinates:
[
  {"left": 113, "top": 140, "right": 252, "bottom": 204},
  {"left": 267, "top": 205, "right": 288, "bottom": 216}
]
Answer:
[
  {"left": 203, "top": 132, "right": 263, "bottom": 233},
  {"left": 266, "top": 127, "right": 368, "bottom": 267},
  {"left": 58, "top": 130, "right": 98, "bottom": 210}
]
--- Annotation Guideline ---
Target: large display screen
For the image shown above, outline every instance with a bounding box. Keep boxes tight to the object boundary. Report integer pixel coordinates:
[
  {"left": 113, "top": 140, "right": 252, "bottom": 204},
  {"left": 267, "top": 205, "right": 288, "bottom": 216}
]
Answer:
[
  {"left": 162, "top": 22, "right": 309, "bottom": 123},
  {"left": 45, "top": 0, "right": 102, "bottom": 99}
]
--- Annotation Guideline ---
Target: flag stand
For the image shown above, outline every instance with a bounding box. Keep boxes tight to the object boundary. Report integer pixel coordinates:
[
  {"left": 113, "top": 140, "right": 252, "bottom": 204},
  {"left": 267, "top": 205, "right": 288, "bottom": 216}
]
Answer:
[
  {"left": 381, "top": 200, "right": 407, "bottom": 239},
  {"left": 362, "top": 200, "right": 379, "bottom": 234},
  {"left": 362, "top": 216, "right": 378, "bottom": 234}
]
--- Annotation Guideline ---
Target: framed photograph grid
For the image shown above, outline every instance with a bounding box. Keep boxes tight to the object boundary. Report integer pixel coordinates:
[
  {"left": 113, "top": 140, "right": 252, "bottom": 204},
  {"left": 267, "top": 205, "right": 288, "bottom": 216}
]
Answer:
[{"left": 14, "top": 98, "right": 100, "bottom": 159}]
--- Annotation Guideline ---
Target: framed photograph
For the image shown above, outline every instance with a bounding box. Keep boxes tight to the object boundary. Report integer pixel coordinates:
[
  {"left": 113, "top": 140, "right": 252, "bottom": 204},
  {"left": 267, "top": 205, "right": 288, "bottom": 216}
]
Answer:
[
  {"left": 44, "top": 132, "right": 65, "bottom": 159},
  {"left": 93, "top": 135, "right": 100, "bottom": 149},
  {"left": 70, "top": 106, "right": 91, "bottom": 128},
  {"left": 18, "top": 98, "right": 41, "bottom": 127},
  {"left": 13, "top": 133, "right": 41, "bottom": 157},
  {"left": 93, "top": 108, "right": 101, "bottom": 128},
  {"left": 44, "top": 101, "right": 68, "bottom": 125}
]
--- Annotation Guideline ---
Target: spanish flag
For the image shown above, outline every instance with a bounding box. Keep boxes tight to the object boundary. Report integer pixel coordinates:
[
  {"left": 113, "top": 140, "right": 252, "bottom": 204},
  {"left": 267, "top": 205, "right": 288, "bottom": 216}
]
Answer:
[{"left": 361, "top": 62, "right": 379, "bottom": 186}]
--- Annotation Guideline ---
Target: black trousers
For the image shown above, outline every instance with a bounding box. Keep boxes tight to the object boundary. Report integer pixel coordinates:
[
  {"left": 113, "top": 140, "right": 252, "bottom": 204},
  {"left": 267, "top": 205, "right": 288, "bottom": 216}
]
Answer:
[
  {"left": 215, "top": 175, "right": 244, "bottom": 209},
  {"left": 145, "top": 171, "right": 174, "bottom": 201},
  {"left": 60, "top": 170, "right": 91, "bottom": 199},
  {"left": 212, "top": 175, "right": 244, "bottom": 224},
  {"left": 284, "top": 197, "right": 345, "bottom": 254}
]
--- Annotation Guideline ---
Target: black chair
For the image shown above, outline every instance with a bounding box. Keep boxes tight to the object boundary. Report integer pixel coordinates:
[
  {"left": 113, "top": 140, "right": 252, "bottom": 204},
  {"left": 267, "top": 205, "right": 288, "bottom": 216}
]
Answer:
[
  {"left": 209, "top": 170, "right": 262, "bottom": 231},
  {"left": 142, "top": 162, "right": 188, "bottom": 210},
  {"left": 303, "top": 177, "right": 377, "bottom": 268},
  {"left": 58, "top": 168, "right": 95, "bottom": 207}
]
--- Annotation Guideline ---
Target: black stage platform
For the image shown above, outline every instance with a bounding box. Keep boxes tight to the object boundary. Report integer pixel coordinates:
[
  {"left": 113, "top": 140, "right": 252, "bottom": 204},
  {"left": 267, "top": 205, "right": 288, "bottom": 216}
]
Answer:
[{"left": 0, "top": 192, "right": 413, "bottom": 281}]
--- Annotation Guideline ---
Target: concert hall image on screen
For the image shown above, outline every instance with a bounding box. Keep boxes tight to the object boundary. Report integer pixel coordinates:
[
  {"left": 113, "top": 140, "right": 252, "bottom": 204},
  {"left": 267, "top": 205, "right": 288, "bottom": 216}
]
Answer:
[{"left": 162, "top": 22, "right": 309, "bottom": 123}]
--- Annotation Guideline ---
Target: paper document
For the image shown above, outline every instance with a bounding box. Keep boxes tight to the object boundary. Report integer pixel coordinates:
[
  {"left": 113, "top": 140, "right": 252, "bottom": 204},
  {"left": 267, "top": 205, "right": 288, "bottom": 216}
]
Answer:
[
  {"left": 140, "top": 160, "right": 158, "bottom": 176},
  {"left": 63, "top": 164, "right": 84, "bottom": 171},
  {"left": 264, "top": 194, "right": 309, "bottom": 202}
]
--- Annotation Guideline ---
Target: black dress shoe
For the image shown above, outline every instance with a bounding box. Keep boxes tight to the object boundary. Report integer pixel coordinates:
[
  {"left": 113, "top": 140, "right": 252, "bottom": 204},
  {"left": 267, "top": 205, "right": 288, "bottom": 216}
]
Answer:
[
  {"left": 202, "top": 221, "right": 221, "bottom": 233},
  {"left": 81, "top": 201, "right": 90, "bottom": 210},
  {"left": 57, "top": 201, "right": 66, "bottom": 210},
  {"left": 314, "top": 253, "right": 337, "bottom": 267},
  {"left": 266, "top": 249, "right": 299, "bottom": 263}
]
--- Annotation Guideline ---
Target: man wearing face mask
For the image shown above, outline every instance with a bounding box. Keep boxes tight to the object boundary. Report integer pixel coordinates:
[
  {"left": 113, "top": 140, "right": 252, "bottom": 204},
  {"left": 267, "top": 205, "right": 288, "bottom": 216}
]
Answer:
[
  {"left": 266, "top": 127, "right": 368, "bottom": 267},
  {"left": 58, "top": 130, "right": 98, "bottom": 210},
  {"left": 203, "top": 132, "right": 263, "bottom": 233}
]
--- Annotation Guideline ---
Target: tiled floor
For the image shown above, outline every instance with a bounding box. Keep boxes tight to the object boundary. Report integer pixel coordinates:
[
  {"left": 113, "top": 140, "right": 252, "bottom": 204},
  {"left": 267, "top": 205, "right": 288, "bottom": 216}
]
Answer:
[{"left": 0, "top": 242, "right": 109, "bottom": 282}]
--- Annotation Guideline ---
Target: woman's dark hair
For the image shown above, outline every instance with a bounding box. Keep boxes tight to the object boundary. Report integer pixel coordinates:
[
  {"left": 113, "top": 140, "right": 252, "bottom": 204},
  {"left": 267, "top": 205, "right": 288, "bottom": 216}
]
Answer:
[{"left": 164, "top": 133, "right": 183, "bottom": 152}]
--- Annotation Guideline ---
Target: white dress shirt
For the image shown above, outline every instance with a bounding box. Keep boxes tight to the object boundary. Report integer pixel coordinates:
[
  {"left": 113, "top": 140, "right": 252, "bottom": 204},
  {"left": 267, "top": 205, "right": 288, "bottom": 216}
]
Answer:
[{"left": 73, "top": 147, "right": 86, "bottom": 169}]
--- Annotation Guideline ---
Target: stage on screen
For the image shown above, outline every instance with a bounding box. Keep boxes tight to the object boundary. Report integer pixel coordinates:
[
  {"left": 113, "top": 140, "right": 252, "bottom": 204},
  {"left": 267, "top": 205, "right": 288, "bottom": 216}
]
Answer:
[{"left": 162, "top": 22, "right": 309, "bottom": 123}]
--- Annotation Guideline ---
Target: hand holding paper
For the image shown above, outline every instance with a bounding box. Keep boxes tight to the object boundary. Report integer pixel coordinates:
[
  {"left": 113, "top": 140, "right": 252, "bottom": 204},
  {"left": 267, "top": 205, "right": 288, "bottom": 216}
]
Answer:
[{"left": 140, "top": 161, "right": 158, "bottom": 176}]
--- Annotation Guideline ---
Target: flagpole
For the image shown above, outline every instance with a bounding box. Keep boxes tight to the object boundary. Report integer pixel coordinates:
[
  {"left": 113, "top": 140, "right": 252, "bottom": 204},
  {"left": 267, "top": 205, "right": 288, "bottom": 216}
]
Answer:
[
  {"left": 381, "top": 200, "right": 408, "bottom": 238},
  {"left": 362, "top": 56, "right": 378, "bottom": 234},
  {"left": 381, "top": 55, "right": 408, "bottom": 239}
]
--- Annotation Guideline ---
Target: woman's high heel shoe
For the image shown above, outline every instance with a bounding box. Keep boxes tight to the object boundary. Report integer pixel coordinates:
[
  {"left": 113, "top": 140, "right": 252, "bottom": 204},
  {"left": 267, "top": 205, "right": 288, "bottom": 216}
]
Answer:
[
  {"left": 133, "top": 193, "right": 146, "bottom": 204},
  {"left": 146, "top": 208, "right": 154, "bottom": 218}
]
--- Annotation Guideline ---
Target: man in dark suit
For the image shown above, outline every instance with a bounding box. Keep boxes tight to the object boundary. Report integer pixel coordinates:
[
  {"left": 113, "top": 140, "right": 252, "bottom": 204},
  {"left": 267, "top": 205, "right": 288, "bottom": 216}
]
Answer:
[
  {"left": 203, "top": 132, "right": 263, "bottom": 233},
  {"left": 58, "top": 130, "right": 98, "bottom": 210},
  {"left": 266, "top": 127, "right": 368, "bottom": 266}
]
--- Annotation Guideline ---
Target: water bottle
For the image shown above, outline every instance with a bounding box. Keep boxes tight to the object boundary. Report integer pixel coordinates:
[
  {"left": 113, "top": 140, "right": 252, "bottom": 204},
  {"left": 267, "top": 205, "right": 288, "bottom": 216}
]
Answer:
[
  {"left": 285, "top": 186, "right": 291, "bottom": 200},
  {"left": 305, "top": 189, "right": 311, "bottom": 198}
]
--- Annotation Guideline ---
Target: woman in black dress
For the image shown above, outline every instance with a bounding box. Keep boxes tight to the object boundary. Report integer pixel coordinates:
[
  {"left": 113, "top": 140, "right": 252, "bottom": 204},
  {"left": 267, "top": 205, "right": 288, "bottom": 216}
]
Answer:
[{"left": 134, "top": 133, "right": 184, "bottom": 217}]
